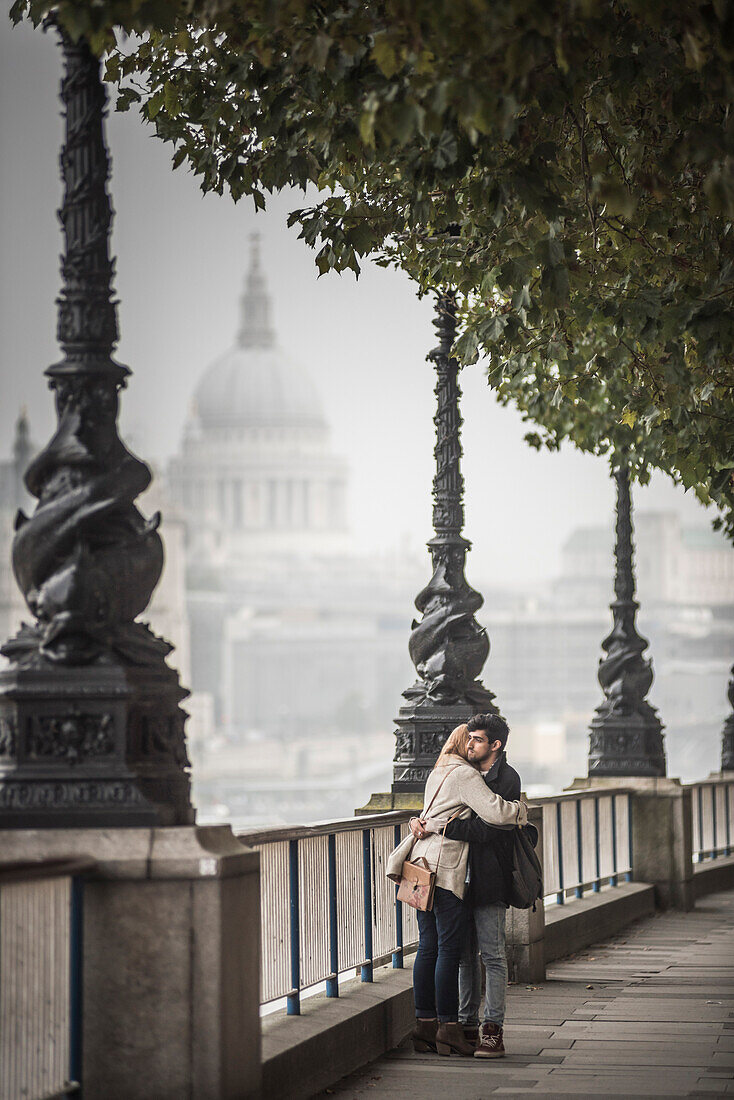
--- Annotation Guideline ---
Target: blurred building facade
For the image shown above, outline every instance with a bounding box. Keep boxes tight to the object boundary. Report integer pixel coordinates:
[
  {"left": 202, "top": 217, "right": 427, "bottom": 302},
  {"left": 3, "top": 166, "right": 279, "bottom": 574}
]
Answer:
[
  {"left": 166, "top": 239, "right": 419, "bottom": 821},
  {"left": 557, "top": 512, "right": 734, "bottom": 608},
  {"left": 481, "top": 513, "right": 734, "bottom": 789}
]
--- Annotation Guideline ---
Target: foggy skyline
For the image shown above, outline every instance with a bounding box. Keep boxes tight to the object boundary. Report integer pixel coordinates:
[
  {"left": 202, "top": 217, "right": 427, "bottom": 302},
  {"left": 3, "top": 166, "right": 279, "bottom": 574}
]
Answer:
[{"left": 0, "top": 17, "right": 719, "bottom": 592}]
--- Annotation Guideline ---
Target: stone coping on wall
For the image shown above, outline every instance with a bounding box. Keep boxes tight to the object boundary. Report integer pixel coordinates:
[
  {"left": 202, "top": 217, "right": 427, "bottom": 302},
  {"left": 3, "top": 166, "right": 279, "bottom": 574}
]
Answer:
[{"left": 0, "top": 824, "right": 259, "bottom": 880}]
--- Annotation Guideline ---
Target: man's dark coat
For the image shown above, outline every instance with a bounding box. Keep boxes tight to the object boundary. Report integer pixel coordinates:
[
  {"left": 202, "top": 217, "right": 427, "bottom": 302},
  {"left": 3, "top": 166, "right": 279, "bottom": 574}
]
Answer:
[{"left": 443, "top": 750, "right": 521, "bottom": 907}]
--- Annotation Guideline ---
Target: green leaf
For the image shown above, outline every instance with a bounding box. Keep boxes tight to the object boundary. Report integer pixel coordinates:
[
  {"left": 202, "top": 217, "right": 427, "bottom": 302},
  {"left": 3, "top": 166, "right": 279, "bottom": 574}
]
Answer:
[
  {"left": 359, "top": 93, "right": 379, "bottom": 147},
  {"left": 433, "top": 130, "right": 458, "bottom": 168},
  {"left": 371, "top": 34, "right": 400, "bottom": 78},
  {"left": 147, "top": 90, "right": 164, "bottom": 120},
  {"left": 454, "top": 329, "right": 480, "bottom": 363},
  {"left": 164, "top": 82, "right": 181, "bottom": 117},
  {"left": 596, "top": 180, "right": 638, "bottom": 218}
]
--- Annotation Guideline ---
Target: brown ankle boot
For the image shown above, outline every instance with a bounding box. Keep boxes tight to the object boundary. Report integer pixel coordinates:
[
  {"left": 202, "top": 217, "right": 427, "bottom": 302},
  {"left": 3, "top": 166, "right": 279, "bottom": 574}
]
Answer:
[
  {"left": 412, "top": 1018, "right": 437, "bottom": 1053},
  {"left": 435, "top": 1021, "right": 475, "bottom": 1057},
  {"left": 474, "top": 1021, "right": 505, "bottom": 1059}
]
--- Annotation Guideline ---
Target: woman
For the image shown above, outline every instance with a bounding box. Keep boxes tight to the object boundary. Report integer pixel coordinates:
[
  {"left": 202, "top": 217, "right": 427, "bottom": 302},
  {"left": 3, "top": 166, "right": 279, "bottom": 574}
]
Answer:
[{"left": 387, "top": 725, "right": 527, "bottom": 1057}]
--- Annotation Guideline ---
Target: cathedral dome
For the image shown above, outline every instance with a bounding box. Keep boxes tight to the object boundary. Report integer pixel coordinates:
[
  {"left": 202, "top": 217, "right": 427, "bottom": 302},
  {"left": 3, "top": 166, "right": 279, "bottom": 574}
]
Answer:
[
  {"left": 195, "top": 345, "right": 326, "bottom": 431},
  {"left": 193, "top": 238, "right": 327, "bottom": 431}
]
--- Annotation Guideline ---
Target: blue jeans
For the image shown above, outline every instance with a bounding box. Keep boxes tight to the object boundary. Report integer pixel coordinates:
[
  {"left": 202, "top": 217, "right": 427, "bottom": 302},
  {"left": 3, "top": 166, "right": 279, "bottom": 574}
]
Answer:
[
  {"left": 413, "top": 886, "right": 468, "bottom": 1023},
  {"left": 458, "top": 903, "right": 508, "bottom": 1027}
]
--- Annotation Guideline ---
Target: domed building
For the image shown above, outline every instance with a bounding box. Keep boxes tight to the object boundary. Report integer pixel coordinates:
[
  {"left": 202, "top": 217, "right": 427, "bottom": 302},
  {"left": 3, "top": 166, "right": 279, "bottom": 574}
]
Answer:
[
  {"left": 169, "top": 237, "right": 349, "bottom": 568},
  {"left": 167, "top": 238, "right": 417, "bottom": 780}
]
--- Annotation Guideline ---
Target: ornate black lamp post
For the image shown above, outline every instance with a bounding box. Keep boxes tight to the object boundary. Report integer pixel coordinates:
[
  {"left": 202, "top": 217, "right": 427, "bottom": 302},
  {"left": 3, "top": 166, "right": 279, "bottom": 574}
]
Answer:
[
  {"left": 392, "top": 295, "right": 497, "bottom": 792},
  {"left": 0, "top": 30, "right": 193, "bottom": 826},
  {"left": 587, "top": 462, "right": 666, "bottom": 777},
  {"left": 721, "top": 667, "right": 734, "bottom": 773}
]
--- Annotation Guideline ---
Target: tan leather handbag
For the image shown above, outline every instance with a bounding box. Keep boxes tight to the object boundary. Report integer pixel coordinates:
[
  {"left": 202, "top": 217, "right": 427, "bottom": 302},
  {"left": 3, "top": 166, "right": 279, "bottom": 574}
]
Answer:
[{"left": 396, "top": 855, "right": 435, "bottom": 911}]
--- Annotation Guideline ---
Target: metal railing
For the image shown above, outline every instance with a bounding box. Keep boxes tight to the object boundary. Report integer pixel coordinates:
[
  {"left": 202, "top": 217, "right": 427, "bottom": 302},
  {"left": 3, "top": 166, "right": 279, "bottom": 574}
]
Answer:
[
  {"left": 526, "top": 789, "right": 633, "bottom": 904},
  {"left": 0, "top": 859, "right": 91, "bottom": 1100},
  {"left": 239, "top": 812, "right": 418, "bottom": 1014},
  {"left": 239, "top": 790, "right": 635, "bottom": 1010},
  {"left": 688, "top": 779, "right": 733, "bottom": 863}
]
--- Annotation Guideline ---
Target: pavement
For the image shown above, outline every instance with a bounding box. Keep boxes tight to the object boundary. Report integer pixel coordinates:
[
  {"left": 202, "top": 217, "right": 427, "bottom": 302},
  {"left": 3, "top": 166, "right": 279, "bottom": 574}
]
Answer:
[{"left": 316, "top": 887, "right": 734, "bottom": 1098}]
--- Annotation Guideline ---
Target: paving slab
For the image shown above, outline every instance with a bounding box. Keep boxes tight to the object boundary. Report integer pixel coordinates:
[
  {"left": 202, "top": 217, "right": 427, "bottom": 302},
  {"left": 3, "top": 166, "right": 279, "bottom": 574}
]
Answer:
[
  {"left": 570, "top": 1039, "right": 727, "bottom": 1055},
  {"left": 559, "top": 1052, "right": 715, "bottom": 1067},
  {"left": 316, "top": 887, "right": 734, "bottom": 1098},
  {"left": 555, "top": 1022, "right": 724, "bottom": 1036}
]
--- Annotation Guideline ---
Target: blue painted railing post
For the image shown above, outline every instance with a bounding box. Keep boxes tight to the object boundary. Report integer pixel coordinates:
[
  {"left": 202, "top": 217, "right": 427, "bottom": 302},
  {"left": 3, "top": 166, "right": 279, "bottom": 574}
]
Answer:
[
  {"left": 361, "top": 829, "right": 373, "bottom": 982},
  {"left": 625, "top": 794, "right": 633, "bottom": 882},
  {"left": 69, "top": 875, "right": 84, "bottom": 1091},
  {"left": 725, "top": 784, "right": 732, "bottom": 857},
  {"left": 575, "top": 800, "right": 584, "bottom": 898},
  {"left": 556, "top": 802, "right": 565, "bottom": 905},
  {"left": 326, "top": 833, "right": 339, "bottom": 997},
  {"left": 393, "top": 824, "right": 403, "bottom": 969},
  {"left": 712, "top": 788, "right": 718, "bottom": 860},
  {"left": 697, "top": 787, "right": 704, "bottom": 864},
  {"left": 610, "top": 797, "right": 618, "bottom": 887},
  {"left": 288, "top": 839, "right": 301, "bottom": 1015},
  {"left": 593, "top": 796, "right": 601, "bottom": 892}
]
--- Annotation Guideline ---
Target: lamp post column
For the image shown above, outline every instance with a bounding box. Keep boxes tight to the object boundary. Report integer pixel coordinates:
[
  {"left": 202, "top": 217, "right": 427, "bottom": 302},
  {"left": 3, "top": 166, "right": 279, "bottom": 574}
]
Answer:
[
  {"left": 0, "top": 30, "right": 193, "bottom": 826},
  {"left": 587, "top": 463, "right": 666, "bottom": 777},
  {"left": 392, "top": 295, "right": 498, "bottom": 793}
]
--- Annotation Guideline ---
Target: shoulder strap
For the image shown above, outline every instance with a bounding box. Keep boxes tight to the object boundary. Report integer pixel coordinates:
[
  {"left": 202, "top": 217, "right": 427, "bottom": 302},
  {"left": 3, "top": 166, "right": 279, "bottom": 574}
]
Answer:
[
  {"left": 423, "top": 764, "right": 460, "bottom": 818},
  {"left": 420, "top": 766, "right": 467, "bottom": 875}
]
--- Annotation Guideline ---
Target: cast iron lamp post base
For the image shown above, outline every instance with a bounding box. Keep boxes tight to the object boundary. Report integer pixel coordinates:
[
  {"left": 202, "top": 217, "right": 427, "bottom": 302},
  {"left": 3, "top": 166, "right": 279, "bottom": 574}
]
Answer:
[{"left": 586, "top": 464, "right": 666, "bottom": 779}]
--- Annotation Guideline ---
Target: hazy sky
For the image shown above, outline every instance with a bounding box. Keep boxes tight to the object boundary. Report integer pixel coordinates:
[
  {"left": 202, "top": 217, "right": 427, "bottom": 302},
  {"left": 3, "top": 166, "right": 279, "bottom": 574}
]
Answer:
[{"left": 0, "top": 18, "right": 714, "bottom": 588}]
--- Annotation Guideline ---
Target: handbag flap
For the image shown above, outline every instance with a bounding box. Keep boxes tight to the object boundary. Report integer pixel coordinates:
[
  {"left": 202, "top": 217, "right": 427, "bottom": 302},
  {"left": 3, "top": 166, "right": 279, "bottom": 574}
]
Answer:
[{"left": 400, "top": 859, "right": 433, "bottom": 885}]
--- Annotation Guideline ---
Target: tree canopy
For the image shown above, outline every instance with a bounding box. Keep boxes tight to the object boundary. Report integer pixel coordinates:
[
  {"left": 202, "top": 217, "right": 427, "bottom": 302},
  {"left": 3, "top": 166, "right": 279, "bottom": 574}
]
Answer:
[{"left": 12, "top": 0, "right": 734, "bottom": 539}]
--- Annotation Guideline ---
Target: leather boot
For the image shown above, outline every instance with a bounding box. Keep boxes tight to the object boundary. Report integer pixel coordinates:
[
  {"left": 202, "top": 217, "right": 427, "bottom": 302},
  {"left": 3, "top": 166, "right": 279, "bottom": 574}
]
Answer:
[
  {"left": 435, "top": 1021, "right": 476, "bottom": 1057},
  {"left": 474, "top": 1021, "right": 505, "bottom": 1059},
  {"left": 412, "top": 1017, "right": 438, "bottom": 1053}
]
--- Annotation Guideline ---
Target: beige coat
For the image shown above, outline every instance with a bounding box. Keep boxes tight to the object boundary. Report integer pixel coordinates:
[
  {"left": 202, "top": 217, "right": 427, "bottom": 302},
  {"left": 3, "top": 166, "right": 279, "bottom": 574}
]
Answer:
[{"left": 386, "top": 754, "right": 528, "bottom": 899}]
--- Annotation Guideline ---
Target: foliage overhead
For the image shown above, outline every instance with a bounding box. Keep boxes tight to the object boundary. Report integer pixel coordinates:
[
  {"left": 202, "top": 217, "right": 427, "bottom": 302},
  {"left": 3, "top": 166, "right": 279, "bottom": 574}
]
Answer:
[{"left": 12, "top": 0, "right": 734, "bottom": 539}]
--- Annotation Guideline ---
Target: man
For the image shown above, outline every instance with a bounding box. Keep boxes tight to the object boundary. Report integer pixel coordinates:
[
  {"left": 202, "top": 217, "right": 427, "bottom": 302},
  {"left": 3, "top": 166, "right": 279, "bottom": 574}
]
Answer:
[{"left": 439, "top": 713, "right": 521, "bottom": 1059}]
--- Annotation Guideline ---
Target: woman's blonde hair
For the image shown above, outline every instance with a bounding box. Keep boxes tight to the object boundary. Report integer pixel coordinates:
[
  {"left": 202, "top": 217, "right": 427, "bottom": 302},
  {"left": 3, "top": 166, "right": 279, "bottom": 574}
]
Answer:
[{"left": 433, "top": 723, "right": 472, "bottom": 768}]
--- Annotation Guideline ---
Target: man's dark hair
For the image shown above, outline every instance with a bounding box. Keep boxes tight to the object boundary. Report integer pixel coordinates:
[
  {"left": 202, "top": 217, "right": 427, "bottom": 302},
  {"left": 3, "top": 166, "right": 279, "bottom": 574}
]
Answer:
[{"left": 466, "top": 713, "right": 510, "bottom": 749}]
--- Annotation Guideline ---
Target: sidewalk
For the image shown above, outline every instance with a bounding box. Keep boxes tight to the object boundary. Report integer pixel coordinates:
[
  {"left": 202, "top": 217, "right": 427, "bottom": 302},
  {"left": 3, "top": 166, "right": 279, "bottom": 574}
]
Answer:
[{"left": 317, "top": 888, "right": 734, "bottom": 1097}]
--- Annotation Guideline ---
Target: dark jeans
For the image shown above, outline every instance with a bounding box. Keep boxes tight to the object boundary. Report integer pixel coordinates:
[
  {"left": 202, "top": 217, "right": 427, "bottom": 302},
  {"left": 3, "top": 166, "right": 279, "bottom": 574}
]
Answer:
[{"left": 413, "top": 886, "right": 468, "bottom": 1023}]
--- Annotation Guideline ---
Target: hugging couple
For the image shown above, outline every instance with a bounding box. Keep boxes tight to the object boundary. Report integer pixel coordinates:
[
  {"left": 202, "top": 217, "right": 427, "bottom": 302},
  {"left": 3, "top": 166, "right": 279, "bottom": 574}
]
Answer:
[{"left": 387, "top": 713, "right": 528, "bottom": 1059}]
